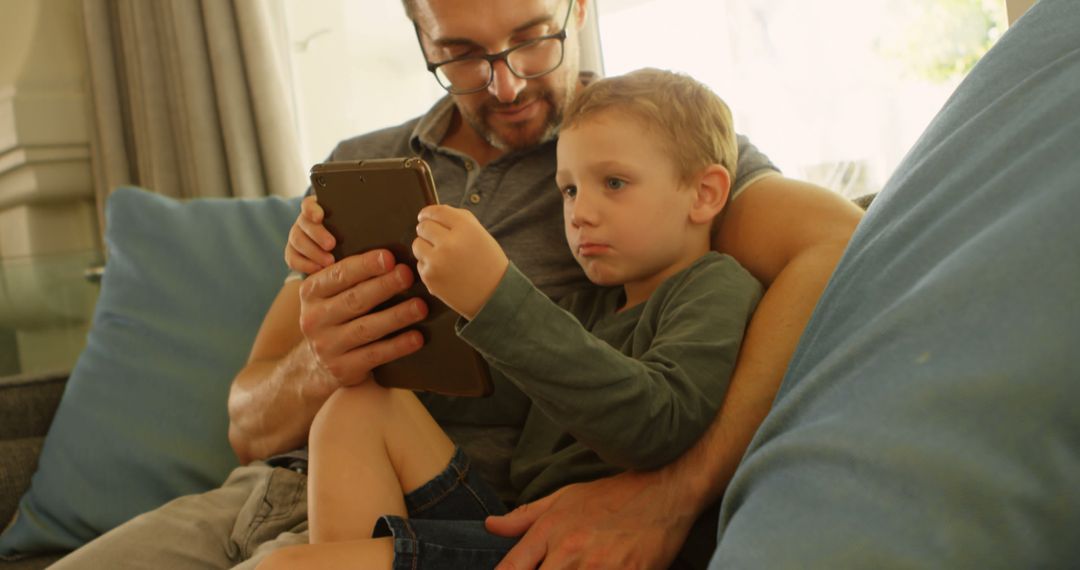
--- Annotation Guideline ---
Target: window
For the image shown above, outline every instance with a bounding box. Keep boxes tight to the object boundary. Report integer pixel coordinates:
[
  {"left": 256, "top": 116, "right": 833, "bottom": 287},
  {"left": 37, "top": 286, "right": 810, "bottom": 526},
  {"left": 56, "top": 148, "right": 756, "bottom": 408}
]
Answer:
[
  {"left": 597, "top": 0, "right": 1007, "bottom": 198},
  {"left": 283, "top": 0, "right": 445, "bottom": 167},
  {"left": 283, "top": 0, "right": 1006, "bottom": 199}
]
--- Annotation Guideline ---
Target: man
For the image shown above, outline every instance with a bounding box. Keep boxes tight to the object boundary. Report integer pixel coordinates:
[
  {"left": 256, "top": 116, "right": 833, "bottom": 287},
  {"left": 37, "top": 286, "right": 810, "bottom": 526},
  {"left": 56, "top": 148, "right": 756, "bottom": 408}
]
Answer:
[
  {"left": 51, "top": 0, "right": 860, "bottom": 568},
  {"left": 487, "top": 0, "right": 1080, "bottom": 568}
]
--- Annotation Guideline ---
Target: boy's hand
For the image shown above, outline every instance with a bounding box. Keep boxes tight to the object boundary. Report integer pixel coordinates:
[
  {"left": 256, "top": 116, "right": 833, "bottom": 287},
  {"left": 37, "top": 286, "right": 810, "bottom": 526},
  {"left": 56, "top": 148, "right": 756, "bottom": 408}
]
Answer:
[
  {"left": 413, "top": 205, "right": 508, "bottom": 320},
  {"left": 285, "top": 195, "right": 336, "bottom": 274}
]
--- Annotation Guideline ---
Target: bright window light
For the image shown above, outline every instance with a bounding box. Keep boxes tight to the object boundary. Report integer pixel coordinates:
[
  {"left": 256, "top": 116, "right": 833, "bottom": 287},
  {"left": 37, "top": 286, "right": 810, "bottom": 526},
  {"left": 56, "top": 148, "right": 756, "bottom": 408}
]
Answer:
[{"left": 598, "top": 0, "right": 1007, "bottom": 197}]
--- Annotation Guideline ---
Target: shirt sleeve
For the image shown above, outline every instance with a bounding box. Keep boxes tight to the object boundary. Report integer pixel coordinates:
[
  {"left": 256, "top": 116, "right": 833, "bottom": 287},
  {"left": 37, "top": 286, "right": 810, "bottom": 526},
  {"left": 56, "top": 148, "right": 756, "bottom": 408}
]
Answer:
[
  {"left": 458, "top": 261, "right": 761, "bottom": 470},
  {"left": 732, "top": 134, "right": 782, "bottom": 199}
]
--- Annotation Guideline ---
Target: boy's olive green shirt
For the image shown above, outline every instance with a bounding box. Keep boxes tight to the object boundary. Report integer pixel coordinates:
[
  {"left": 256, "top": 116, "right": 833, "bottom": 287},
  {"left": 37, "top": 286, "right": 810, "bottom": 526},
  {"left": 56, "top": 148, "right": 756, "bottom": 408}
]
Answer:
[{"left": 458, "top": 252, "right": 762, "bottom": 503}]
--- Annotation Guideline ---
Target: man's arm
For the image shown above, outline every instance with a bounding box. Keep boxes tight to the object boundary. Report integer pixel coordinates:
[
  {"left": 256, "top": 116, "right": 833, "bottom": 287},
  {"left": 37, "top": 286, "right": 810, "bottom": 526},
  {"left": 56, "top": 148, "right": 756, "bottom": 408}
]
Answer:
[
  {"left": 227, "top": 280, "right": 328, "bottom": 465},
  {"left": 487, "top": 176, "right": 862, "bottom": 569},
  {"left": 227, "top": 251, "right": 429, "bottom": 465}
]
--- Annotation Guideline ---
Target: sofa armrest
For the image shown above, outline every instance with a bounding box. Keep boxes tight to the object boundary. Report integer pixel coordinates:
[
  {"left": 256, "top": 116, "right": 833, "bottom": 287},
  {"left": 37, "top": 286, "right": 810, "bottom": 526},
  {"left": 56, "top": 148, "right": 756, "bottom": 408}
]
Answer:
[{"left": 0, "top": 372, "right": 68, "bottom": 531}]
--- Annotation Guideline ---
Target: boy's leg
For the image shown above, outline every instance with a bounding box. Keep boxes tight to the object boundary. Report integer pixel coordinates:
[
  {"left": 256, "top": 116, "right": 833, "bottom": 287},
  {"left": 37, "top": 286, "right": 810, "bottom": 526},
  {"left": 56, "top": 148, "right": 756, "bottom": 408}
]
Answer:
[
  {"left": 253, "top": 538, "right": 395, "bottom": 570},
  {"left": 308, "top": 380, "right": 456, "bottom": 543}
]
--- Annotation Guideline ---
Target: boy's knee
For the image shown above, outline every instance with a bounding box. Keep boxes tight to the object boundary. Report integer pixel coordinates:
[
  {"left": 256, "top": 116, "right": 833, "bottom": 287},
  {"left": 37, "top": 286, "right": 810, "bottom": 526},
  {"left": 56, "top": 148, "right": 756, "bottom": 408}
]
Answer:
[{"left": 311, "top": 382, "right": 390, "bottom": 437}]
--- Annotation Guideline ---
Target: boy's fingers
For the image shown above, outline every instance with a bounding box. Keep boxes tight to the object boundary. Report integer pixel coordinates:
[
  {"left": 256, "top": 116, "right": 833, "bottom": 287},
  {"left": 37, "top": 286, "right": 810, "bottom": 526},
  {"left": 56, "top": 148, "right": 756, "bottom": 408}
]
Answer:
[
  {"left": 287, "top": 229, "right": 333, "bottom": 270},
  {"left": 415, "top": 219, "right": 451, "bottom": 245},
  {"left": 412, "top": 236, "right": 432, "bottom": 261},
  {"left": 300, "top": 195, "right": 323, "bottom": 220},
  {"left": 284, "top": 252, "right": 324, "bottom": 276},
  {"left": 296, "top": 199, "right": 335, "bottom": 251},
  {"left": 417, "top": 204, "right": 461, "bottom": 227},
  {"left": 298, "top": 215, "right": 336, "bottom": 252}
]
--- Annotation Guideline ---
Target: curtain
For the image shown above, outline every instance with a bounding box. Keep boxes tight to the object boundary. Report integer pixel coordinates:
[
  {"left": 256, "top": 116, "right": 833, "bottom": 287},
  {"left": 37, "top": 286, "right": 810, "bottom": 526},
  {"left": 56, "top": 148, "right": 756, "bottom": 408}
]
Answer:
[{"left": 82, "top": 0, "right": 306, "bottom": 226}]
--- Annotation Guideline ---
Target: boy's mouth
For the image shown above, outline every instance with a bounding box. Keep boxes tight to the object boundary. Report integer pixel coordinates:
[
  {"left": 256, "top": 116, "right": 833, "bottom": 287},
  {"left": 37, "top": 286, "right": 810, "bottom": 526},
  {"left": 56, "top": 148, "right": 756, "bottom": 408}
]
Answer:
[{"left": 577, "top": 241, "right": 611, "bottom": 256}]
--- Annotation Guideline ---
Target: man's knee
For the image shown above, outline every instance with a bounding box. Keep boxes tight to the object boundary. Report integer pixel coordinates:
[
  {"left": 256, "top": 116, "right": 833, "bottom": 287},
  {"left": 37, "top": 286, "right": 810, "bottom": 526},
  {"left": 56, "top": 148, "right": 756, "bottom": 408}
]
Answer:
[{"left": 253, "top": 545, "right": 302, "bottom": 570}]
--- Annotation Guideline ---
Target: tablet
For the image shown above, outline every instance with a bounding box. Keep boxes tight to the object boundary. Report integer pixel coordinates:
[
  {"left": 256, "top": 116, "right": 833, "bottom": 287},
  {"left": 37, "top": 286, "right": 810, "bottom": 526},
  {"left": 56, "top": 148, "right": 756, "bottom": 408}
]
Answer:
[{"left": 310, "top": 158, "right": 493, "bottom": 397}]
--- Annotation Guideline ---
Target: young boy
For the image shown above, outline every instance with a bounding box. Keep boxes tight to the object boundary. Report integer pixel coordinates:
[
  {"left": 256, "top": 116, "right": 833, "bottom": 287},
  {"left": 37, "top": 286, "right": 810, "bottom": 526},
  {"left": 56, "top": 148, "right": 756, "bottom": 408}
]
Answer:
[{"left": 261, "top": 68, "right": 762, "bottom": 569}]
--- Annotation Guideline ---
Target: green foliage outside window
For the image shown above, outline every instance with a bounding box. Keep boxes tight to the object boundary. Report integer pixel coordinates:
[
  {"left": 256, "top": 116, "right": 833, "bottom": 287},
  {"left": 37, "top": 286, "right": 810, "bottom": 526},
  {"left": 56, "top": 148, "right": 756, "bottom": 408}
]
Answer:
[{"left": 878, "top": 0, "right": 1008, "bottom": 83}]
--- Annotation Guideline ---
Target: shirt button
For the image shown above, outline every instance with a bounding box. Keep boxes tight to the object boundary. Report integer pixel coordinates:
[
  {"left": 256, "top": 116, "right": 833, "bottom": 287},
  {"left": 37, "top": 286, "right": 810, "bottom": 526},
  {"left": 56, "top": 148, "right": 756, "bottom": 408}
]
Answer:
[{"left": 469, "top": 193, "right": 481, "bottom": 204}]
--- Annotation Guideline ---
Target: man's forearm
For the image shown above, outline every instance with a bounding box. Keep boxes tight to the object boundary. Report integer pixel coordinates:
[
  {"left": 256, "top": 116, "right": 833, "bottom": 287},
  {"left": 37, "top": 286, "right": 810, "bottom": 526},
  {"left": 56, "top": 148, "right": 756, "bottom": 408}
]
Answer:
[
  {"left": 228, "top": 341, "right": 337, "bottom": 464},
  {"left": 662, "top": 243, "right": 848, "bottom": 512}
]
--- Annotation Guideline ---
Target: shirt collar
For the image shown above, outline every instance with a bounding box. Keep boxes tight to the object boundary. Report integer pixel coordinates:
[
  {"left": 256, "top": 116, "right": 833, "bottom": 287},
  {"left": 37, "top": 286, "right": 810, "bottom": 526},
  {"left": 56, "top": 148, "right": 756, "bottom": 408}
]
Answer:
[{"left": 409, "top": 95, "right": 457, "bottom": 155}]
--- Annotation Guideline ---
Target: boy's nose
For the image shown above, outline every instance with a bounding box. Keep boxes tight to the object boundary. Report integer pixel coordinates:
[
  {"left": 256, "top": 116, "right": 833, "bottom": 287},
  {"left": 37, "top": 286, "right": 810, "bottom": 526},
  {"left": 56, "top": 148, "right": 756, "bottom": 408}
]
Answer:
[
  {"left": 570, "top": 191, "right": 599, "bottom": 226},
  {"left": 487, "top": 60, "right": 526, "bottom": 103}
]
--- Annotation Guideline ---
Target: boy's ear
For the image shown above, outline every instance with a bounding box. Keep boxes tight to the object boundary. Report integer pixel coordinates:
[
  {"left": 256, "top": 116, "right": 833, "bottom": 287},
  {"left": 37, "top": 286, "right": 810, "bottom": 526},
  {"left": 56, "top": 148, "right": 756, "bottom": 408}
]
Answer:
[{"left": 688, "top": 164, "right": 731, "bottom": 226}]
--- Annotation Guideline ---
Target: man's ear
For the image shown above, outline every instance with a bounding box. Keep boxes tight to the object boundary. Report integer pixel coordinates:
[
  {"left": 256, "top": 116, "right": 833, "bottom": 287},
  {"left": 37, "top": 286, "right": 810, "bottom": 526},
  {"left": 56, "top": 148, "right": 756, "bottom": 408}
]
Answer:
[
  {"left": 689, "top": 164, "right": 731, "bottom": 226},
  {"left": 574, "top": 0, "right": 589, "bottom": 30}
]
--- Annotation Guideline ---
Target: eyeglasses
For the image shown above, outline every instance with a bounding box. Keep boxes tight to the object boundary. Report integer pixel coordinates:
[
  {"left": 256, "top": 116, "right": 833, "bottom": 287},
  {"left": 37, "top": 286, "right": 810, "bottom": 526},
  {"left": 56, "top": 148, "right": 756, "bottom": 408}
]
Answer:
[{"left": 415, "top": 0, "right": 575, "bottom": 95}]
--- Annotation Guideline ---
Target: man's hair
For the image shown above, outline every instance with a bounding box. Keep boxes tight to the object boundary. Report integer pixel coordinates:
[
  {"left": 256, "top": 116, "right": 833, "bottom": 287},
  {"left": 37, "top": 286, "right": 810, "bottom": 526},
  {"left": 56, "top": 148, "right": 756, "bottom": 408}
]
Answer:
[{"left": 562, "top": 68, "right": 738, "bottom": 186}]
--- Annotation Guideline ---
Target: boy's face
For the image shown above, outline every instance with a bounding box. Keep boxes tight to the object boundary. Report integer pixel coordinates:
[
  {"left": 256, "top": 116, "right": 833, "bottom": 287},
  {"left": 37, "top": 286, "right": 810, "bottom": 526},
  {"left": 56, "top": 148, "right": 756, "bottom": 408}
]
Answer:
[
  {"left": 556, "top": 110, "right": 706, "bottom": 303},
  {"left": 413, "top": 0, "right": 585, "bottom": 152}
]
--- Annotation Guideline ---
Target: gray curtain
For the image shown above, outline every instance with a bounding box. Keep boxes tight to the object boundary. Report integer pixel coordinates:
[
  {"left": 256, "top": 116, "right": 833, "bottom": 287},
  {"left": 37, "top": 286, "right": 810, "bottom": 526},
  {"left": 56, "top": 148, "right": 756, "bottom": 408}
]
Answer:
[{"left": 82, "top": 0, "right": 306, "bottom": 223}]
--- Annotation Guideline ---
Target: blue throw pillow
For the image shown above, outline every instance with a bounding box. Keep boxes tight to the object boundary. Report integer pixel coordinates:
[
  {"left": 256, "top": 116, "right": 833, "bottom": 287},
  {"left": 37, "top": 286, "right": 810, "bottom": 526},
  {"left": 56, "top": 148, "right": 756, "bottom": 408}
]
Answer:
[
  {"left": 0, "top": 187, "right": 301, "bottom": 555},
  {"left": 713, "top": 0, "right": 1080, "bottom": 567}
]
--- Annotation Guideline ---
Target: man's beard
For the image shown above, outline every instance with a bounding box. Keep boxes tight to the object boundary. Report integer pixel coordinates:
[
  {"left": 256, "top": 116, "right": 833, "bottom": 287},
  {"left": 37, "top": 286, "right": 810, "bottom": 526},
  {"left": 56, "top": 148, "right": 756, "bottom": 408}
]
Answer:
[{"left": 463, "top": 85, "right": 568, "bottom": 152}]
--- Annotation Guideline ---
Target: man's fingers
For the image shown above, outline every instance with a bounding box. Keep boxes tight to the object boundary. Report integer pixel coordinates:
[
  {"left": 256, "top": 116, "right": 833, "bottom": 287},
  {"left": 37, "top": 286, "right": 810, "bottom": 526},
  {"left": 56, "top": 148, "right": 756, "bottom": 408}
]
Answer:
[
  {"left": 486, "top": 495, "right": 556, "bottom": 538},
  {"left": 494, "top": 525, "right": 549, "bottom": 570},
  {"left": 326, "top": 329, "right": 425, "bottom": 386},
  {"left": 318, "top": 296, "right": 427, "bottom": 356},
  {"left": 301, "top": 249, "right": 394, "bottom": 299},
  {"left": 305, "top": 294, "right": 426, "bottom": 384}
]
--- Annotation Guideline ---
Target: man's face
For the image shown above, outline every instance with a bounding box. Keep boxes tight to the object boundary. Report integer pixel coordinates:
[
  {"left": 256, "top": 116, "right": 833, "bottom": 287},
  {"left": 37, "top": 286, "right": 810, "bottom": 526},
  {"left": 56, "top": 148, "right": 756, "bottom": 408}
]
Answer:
[{"left": 413, "top": 0, "right": 585, "bottom": 152}]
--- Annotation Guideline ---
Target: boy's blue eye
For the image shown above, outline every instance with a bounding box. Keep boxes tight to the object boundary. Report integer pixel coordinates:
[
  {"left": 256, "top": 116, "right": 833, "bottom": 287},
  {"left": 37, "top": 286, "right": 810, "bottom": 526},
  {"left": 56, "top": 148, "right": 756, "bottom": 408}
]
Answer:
[{"left": 605, "top": 178, "right": 626, "bottom": 190}]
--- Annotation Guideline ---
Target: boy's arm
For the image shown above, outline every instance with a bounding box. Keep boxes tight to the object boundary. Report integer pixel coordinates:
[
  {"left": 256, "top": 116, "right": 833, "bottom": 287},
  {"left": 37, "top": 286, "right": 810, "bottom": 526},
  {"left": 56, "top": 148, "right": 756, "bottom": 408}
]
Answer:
[
  {"left": 460, "top": 258, "right": 761, "bottom": 470},
  {"left": 488, "top": 175, "right": 861, "bottom": 569}
]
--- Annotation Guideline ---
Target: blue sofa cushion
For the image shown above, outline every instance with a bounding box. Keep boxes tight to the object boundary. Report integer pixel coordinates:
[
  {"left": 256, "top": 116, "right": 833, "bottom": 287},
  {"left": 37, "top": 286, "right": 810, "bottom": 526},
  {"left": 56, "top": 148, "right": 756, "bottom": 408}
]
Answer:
[
  {"left": 0, "top": 188, "right": 301, "bottom": 555},
  {"left": 713, "top": 0, "right": 1080, "bottom": 567}
]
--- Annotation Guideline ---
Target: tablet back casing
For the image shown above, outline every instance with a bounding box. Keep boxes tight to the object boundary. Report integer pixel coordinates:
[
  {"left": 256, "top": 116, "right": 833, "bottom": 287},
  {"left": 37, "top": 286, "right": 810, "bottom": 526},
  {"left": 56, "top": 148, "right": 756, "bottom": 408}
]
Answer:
[{"left": 311, "top": 158, "right": 493, "bottom": 397}]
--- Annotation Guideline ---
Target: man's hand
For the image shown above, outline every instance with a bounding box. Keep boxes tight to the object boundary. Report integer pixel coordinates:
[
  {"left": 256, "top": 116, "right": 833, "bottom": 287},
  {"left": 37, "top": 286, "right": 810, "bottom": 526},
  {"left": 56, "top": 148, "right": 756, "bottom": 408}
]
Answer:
[
  {"left": 486, "top": 470, "right": 697, "bottom": 570},
  {"left": 286, "top": 195, "right": 337, "bottom": 274},
  {"left": 413, "top": 205, "right": 509, "bottom": 319},
  {"left": 298, "top": 249, "right": 428, "bottom": 389}
]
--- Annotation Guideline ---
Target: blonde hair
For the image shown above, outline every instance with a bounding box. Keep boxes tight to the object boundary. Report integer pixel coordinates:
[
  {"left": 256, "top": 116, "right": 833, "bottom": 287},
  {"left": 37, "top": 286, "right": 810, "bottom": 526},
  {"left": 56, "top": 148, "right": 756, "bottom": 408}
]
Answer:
[{"left": 562, "top": 68, "right": 738, "bottom": 186}]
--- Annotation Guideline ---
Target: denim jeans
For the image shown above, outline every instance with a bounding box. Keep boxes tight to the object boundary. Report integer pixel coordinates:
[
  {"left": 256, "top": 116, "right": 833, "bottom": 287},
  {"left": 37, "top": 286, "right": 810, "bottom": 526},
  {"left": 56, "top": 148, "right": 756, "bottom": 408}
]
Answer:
[{"left": 372, "top": 447, "right": 519, "bottom": 570}]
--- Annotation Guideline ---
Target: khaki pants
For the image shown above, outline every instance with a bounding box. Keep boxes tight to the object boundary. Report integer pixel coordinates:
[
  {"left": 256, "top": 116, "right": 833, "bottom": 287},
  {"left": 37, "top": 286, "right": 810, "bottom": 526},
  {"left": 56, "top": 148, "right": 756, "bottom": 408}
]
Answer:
[{"left": 50, "top": 462, "right": 308, "bottom": 569}]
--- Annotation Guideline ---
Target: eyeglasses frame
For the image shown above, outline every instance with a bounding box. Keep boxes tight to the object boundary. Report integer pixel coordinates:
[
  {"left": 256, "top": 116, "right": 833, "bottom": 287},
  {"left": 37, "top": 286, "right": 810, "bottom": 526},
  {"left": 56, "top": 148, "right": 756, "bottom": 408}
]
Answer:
[{"left": 413, "top": 0, "right": 577, "bottom": 95}]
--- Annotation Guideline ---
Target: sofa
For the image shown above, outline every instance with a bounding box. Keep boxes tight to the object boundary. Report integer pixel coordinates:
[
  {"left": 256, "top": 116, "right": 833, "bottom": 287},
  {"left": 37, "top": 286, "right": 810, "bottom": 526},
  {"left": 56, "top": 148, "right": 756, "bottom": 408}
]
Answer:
[
  {"left": 3, "top": 1, "right": 1079, "bottom": 565},
  {"left": 0, "top": 188, "right": 303, "bottom": 568},
  {"left": 0, "top": 372, "right": 67, "bottom": 569}
]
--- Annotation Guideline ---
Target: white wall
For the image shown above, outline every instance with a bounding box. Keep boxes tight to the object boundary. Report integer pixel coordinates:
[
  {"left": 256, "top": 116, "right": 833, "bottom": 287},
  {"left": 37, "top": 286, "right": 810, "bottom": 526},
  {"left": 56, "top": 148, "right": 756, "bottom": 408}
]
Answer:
[{"left": 0, "top": 0, "right": 100, "bottom": 376}]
